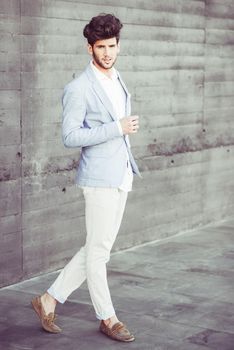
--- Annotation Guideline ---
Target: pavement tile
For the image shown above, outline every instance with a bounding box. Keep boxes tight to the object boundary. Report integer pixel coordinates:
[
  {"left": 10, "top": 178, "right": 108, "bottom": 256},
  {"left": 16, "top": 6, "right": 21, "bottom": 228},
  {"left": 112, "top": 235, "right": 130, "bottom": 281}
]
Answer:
[
  {"left": 139, "top": 316, "right": 203, "bottom": 341},
  {"left": 187, "top": 329, "right": 234, "bottom": 350},
  {"left": 5, "top": 271, "right": 60, "bottom": 293},
  {"left": 0, "top": 219, "right": 234, "bottom": 349}
]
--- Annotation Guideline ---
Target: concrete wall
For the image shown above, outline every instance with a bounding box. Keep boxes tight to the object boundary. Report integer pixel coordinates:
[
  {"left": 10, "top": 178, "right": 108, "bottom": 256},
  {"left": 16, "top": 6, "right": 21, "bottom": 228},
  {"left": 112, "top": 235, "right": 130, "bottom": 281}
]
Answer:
[
  {"left": 0, "top": 0, "right": 22, "bottom": 286},
  {"left": 1, "top": 0, "right": 234, "bottom": 287}
]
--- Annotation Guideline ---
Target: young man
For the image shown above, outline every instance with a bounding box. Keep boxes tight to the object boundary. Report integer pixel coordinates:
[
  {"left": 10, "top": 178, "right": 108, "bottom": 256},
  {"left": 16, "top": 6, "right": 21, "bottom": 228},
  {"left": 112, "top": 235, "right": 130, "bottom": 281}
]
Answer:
[{"left": 31, "top": 13, "right": 141, "bottom": 342}]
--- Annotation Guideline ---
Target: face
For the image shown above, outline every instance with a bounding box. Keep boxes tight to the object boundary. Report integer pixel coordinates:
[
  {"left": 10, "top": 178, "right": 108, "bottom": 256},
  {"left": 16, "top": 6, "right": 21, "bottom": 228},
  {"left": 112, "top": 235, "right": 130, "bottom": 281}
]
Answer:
[{"left": 88, "top": 37, "right": 120, "bottom": 73}]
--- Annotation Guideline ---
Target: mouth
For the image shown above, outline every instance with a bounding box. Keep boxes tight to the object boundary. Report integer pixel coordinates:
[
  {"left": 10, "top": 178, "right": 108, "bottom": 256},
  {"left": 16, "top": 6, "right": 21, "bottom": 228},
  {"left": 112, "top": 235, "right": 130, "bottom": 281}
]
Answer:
[{"left": 103, "top": 58, "right": 112, "bottom": 64}]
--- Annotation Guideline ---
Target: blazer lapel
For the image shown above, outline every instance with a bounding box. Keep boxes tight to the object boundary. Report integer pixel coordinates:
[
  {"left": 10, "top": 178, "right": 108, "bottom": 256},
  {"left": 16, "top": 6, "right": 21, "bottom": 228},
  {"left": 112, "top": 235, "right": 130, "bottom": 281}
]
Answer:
[
  {"left": 117, "top": 72, "right": 131, "bottom": 116},
  {"left": 93, "top": 82, "right": 118, "bottom": 121},
  {"left": 85, "top": 64, "right": 118, "bottom": 121}
]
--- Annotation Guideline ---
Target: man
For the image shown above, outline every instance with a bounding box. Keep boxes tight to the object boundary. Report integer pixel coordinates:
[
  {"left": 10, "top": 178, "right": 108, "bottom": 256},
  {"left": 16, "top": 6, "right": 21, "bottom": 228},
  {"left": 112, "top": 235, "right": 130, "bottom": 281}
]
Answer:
[{"left": 31, "top": 13, "right": 141, "bottom": 342}]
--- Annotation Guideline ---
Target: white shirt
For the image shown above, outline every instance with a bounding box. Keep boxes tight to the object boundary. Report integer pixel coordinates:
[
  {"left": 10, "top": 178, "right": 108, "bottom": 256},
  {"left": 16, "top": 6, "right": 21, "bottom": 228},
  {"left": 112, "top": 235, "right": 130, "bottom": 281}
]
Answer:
[{"left": 90, "top": 61, "right": 133, "bottom": 192}]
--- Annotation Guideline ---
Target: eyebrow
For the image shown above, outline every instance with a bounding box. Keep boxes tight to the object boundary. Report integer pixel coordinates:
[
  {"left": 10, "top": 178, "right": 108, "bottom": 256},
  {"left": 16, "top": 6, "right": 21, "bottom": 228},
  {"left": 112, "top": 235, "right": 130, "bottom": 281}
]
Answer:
[{"left": 96, "top": 44, "right": 116, "bottom": 48}]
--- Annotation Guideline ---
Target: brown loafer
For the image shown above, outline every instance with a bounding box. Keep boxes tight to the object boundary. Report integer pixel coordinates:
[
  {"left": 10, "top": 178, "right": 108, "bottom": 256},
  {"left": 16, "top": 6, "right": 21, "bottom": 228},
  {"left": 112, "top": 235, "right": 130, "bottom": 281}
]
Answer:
[
  {"left": 100, "top": 321, "right": 135, "bottom": 342},
  {"left": 31, "top": 296, "right": 62, "bottom": 333}
]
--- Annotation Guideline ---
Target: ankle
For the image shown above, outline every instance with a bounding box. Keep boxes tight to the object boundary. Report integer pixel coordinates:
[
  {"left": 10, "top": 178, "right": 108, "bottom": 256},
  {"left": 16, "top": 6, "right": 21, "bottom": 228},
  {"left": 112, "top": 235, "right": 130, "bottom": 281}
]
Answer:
[
  {"left": 103, "top": 319, "right": 111, "bottom": 327},
  {"left": 41, "top": 292, "right": 57, "bottom": 306},
  {"left": 103, "top": 315, "right": 119, "bottom": 328}
]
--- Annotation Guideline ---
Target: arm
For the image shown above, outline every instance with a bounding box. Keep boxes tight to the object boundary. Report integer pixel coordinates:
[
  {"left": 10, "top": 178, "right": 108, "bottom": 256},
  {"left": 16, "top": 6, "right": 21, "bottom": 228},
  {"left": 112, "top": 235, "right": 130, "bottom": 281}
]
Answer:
[{"left": 62, "top": 84, "right": 121, "bottom": 148}]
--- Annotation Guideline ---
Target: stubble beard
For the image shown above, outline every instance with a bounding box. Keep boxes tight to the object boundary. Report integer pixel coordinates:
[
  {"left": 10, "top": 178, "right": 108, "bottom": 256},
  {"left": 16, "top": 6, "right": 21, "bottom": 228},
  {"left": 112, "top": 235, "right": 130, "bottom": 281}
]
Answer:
[{"left": 92, "top": 51, "right": 117, "bottom": 71}]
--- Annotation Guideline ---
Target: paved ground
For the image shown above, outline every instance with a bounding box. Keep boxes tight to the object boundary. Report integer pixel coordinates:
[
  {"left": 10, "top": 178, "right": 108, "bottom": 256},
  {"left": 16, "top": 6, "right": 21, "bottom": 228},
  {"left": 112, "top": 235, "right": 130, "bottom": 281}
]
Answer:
[{"left": 0, "top": 219, "right": 234, "bottom": 350}]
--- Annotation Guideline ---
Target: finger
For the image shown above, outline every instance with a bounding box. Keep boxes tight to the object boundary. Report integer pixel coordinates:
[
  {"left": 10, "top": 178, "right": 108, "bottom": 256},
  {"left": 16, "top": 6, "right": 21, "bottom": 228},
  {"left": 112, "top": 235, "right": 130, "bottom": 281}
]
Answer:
[
  {"left": 130, "top": 126, "right": 138, "bottom": 133},
  {"left": 129, "top": 115, "right": 139, "bottom": 121},
  {"left": 134, "top": 125, "right": 139, "bottom": 131},
  {"left": 131, "top": 121, "right": 139, "bottom": 127}
]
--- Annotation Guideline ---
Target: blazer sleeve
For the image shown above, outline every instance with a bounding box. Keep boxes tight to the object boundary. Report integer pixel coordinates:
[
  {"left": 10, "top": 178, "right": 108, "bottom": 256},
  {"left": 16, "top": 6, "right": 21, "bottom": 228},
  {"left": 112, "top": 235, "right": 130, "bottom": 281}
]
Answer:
[{"left": 62, "top": 83, "right": 121, "bottom": 148}]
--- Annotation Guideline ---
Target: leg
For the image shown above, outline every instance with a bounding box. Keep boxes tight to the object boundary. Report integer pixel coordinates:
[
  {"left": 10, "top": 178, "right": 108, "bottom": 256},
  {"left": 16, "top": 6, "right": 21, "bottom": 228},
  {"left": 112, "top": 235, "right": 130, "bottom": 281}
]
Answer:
[
  {"left": 40, "top": 187, "right": 127, "bottom": 314},
  {"left": 84, "top": 188, "right": 135, "bottom": 342},
  {"left": 31, "top": 245, "right": 88, "bottom": 333},
  {"left": 47, "top": 246, "right": 87, "bottom": 304},
  {"left": 83, "top": 187, "right": 127, "bottom": 320},
  {"left": 41, "top": 187, "right": 127, "bottom": 312}
]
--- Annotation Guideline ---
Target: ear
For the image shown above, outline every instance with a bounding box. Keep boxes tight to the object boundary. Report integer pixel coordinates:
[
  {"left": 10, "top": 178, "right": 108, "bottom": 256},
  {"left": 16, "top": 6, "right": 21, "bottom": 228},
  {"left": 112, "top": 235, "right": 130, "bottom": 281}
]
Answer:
[{"left": 87, "top": 43, "right": 93, "bottom": 56}]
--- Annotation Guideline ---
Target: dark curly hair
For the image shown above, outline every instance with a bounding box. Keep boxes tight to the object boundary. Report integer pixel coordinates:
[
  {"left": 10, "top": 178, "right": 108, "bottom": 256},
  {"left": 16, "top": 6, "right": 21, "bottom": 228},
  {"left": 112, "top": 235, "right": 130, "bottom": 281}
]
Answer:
[{"left": 83, "top": 13, "right": 123, "bottom": 46}]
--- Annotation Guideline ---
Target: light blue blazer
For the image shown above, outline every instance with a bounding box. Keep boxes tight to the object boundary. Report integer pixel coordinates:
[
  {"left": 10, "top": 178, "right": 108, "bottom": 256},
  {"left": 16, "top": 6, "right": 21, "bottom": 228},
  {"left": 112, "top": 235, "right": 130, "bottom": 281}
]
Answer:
[{"left": 62, "top": 64, "right": 141, "bottom": 187}]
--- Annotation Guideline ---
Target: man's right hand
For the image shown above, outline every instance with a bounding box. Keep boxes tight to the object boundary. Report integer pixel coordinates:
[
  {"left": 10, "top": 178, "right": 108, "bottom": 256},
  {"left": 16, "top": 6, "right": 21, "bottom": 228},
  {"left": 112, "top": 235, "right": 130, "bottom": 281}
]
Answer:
[{"left": 120, "top": 115, "right": 139, "bottom": 135}]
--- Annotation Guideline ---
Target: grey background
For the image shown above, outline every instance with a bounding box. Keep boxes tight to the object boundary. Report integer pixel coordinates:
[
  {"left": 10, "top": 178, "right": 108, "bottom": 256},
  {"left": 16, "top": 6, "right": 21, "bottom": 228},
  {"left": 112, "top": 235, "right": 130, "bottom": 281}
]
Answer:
[{"left": 1, "top": 0, "right": 234, "bottom": 287}]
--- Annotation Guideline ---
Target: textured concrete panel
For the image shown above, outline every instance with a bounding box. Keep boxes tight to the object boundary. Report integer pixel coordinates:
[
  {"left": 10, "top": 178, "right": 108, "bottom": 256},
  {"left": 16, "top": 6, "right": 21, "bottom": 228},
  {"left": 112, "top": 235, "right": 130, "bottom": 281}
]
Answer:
[
  {"left": 1, "top": 0, "right": 234, "bottom": 287},
  {"left": 0, "top": 0, "right": 22, "bottom": 287}
]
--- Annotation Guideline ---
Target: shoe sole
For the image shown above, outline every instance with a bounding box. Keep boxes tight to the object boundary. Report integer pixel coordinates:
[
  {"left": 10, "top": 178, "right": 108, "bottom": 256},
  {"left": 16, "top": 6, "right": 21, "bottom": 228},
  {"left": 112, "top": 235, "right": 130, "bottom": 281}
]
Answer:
[{"left": 100, "top": 329, "right": 135, "bottom": 342}]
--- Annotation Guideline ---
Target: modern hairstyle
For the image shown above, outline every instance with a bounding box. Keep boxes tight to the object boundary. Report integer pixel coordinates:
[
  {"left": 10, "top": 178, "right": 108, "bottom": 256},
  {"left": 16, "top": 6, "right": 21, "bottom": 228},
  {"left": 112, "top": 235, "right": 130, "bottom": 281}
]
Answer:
[{"left": 83, "top": 13, "right": 123, "bottom": 46}]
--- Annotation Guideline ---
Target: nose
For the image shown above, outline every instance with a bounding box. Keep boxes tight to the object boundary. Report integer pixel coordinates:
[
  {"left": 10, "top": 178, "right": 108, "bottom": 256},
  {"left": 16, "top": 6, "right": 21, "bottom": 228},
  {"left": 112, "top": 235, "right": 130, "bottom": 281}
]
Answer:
[{"left": 104, "top": 47, "right": 110, "bottom": 56}]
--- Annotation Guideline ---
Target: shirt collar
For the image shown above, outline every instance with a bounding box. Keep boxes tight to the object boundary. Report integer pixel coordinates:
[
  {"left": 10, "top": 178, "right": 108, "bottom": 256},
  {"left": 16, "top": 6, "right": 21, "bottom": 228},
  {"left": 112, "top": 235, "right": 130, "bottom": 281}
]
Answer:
[{"left": 90, "top": 60, "right": 118, "bottom": 81}]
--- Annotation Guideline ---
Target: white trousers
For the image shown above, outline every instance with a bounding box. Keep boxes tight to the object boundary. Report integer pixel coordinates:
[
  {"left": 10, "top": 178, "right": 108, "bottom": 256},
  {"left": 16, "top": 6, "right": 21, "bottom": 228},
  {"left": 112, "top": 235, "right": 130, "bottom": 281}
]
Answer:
[{"left": 47, "top": 187, "right": 128, "bottom": 320}]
